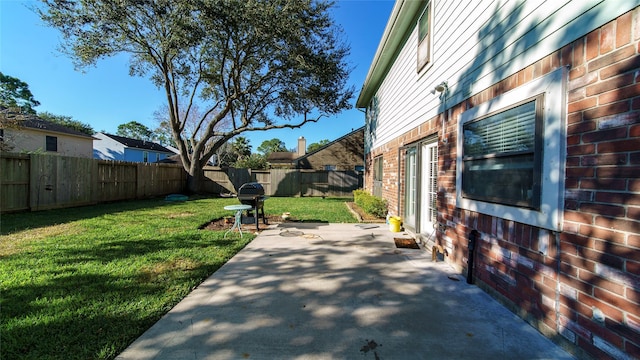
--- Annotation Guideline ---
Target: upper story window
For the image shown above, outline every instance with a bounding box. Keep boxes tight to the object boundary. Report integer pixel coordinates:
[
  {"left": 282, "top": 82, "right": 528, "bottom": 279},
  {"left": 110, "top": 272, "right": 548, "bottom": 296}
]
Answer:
[
  {"left": 417, "top": 1, "right": 433, "bottom": 72},
  {"left": 45, "top": 136, "right": 57, "bottom": 152},
  {"left": 365, "top": 95, "right": 379, "bottom": 153},
  {"left": 456, "top": 67, "right": 566, "bottom": 231}
]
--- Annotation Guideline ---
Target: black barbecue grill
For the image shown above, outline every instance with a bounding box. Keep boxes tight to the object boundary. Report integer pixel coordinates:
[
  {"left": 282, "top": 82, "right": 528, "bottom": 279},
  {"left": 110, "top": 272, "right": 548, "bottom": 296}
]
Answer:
[{"left": 237, "top": 182, "right": 268, "bottom": 230}]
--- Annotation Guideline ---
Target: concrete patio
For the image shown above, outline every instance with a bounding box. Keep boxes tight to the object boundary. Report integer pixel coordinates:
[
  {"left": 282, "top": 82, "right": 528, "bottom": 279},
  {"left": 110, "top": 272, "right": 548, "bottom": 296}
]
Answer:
[{"left": 116, "top": 223, "right": 574, "bottom": 360}]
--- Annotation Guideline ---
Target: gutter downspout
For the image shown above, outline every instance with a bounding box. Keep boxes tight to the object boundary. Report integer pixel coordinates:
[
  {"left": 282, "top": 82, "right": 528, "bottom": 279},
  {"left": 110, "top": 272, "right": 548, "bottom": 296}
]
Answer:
[{"left": 467, "top": 230, "right": 480, "bottom": 284}]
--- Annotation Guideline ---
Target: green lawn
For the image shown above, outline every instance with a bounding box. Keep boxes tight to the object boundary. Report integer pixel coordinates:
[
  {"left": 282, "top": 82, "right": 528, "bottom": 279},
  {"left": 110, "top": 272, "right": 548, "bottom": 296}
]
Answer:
[{"left": 0, "top": 196, "right": 356, "bottom": 360}]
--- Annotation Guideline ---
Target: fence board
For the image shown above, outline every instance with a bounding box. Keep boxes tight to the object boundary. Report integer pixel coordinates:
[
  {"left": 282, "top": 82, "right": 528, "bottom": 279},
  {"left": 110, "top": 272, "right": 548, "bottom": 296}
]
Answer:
[
  {"left": 203, "top": 167, "right": 237, "bottom": 193},
  {"left": 30, "top": 155, "right": 96, "bottom": 211},
  {"left": 300, "top": 170, "right": 328, "bottom": 196},
  {"left": 0, "top": 153, "right": 30, "bottom": 212},
  {"left": 98, "top": 161, "right": 137, "bottom": 202}
]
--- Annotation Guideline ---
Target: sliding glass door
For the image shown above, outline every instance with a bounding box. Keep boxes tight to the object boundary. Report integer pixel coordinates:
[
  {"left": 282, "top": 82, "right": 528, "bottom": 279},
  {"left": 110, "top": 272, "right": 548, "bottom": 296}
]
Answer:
[
  {"left": 402, "top": 139, "right": 438, "bottom": 234},
  {"left": 404, "top": 147, "right": 417, "bottom": 230},
  {"left": 420, "top": 140, "right": 438, "bottom": 236}
]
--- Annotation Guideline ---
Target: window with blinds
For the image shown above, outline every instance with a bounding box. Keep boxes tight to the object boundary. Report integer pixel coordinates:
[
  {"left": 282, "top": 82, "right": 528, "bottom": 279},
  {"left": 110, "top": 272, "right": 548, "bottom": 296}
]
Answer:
[{"left": 461, "top": 95, "right": 543, "bottom": 209}]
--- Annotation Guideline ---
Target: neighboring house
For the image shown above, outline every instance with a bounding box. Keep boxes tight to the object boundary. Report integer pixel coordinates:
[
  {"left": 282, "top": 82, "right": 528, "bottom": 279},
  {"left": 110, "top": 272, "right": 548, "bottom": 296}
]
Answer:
[
  {"left": 0, "top": 110, "right": 94, "bottom": 158},
  {"left": 266, "top": 127, "right": 365, "bottom": 171},
  {"left": 266, "top": 151, "right": 298, "bottom": 169},
  {"left": 296, "top": 127, "right": 365, "bottom": 171},
  {"left": 357, "top": 2, "right": 639, "bottom": 360},
  {"left": 93, "top": 132, "right": 173, "bottom": 163}
]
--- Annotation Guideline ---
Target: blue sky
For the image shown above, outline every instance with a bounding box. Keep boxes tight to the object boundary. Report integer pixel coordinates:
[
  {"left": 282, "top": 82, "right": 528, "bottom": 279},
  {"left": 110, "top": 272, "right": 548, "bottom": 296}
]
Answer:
[{"left": 0, "top": 0, "right": 394, "bottom": 152}]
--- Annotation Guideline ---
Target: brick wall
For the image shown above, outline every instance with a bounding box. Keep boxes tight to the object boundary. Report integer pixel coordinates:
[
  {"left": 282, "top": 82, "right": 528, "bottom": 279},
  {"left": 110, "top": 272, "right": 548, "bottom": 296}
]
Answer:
[
  {"left": 365, "top": 7, "right": 639, "bottom": 360},
  {"left": 559, "top": 8, "right": 640, "bottom": 359}
]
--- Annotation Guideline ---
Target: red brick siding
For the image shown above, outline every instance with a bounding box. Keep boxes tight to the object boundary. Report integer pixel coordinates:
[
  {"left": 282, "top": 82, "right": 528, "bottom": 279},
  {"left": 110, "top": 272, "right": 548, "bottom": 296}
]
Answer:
[{"left": 366, "top": 7, "right": 640, "bottom": 360}]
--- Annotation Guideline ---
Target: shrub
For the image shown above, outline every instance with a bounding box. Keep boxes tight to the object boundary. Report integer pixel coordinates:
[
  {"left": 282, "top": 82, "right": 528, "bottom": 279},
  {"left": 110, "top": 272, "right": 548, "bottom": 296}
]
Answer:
[{"left": 353, "top": 189, "right": 387, "bottom": 218}]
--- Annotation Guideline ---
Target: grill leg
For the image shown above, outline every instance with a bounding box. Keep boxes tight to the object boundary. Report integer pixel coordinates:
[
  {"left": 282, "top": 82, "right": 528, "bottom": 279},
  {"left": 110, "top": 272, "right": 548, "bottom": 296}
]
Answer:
[
  {"left": 254, "top": 205, "right": 259, "bottom": 230},
  {"left": 261, "top": 206, "right": 267, "bottom": 225}
]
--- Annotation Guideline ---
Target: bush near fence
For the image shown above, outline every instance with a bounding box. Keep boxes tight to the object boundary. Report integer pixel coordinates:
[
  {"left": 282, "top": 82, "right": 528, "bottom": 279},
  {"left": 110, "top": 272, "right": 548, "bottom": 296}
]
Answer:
[{"left": 353, "top": 189, "right": 387, "bottom": 218}]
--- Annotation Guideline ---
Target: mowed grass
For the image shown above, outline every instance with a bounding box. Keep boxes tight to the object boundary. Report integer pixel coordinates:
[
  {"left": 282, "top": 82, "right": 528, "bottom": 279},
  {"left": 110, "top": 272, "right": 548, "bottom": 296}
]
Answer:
[{"left": 0, "top": 196, "right": 356, "bottom": 360}]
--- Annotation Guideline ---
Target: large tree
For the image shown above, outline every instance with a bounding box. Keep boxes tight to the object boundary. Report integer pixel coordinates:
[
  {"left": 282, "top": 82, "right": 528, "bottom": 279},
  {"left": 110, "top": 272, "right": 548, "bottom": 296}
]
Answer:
[{"left": 38, "top": 0, "right": 353, "bottom": 192}]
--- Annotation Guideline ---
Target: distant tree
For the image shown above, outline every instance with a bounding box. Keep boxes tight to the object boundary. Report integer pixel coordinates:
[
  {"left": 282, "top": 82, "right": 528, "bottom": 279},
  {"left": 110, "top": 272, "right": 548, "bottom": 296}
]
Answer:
[
  {"left": 39, "top": 0, "right": 353, "bottom": 193},
  {"left": 257, "top": 138, "right": 287, "bottom": 156},
  {"left": 0, "top": 74, "right": 42, "bottom": 151},
  {"left": 307, "top": 139, "right": 330, "bottom": 153},
  {"left": 214, "top": 142, "right": 238, "bottom": 167},
  {"left": 0, "top": 72, "right": 40, "bottom": 114},
  {"left": 116, "top": 121, "right": 153, "bottom": 141},
  {"left": 152, "top": 120, "right": 174, "bottom": 147},
  {"left": 38, "top": 112, "right": 94, "bottom": 135},
  {"left": 233, "top": 153, "right": 267, "bottom": 169},
  {"left": 231, "top": 136, "right": 252, "bottom": 159}
]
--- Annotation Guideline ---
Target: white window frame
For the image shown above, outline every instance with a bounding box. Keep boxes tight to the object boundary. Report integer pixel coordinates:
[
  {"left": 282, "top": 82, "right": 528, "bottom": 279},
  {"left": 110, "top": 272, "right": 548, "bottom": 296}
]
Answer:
[
  {"left": 417, "top": 1, "right": 433, "bottom": 72},
  {"left": 456, "top": 67, "right": 567, "bottom": 231},
  {"left": 372, "top": 156, "right": 383, "bottom": 198}
]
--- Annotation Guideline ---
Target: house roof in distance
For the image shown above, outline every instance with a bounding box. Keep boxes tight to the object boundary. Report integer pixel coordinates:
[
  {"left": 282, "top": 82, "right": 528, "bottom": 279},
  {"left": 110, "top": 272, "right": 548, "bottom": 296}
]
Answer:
[
  {"left": 98, "top": 132, "right": 174, "bottom": 153},
  {"left": 295, "top": 126, "right": 364, "bottom": 161},
  {"left": 1, "top": 107, "right": 94, "bottom": 138},
  {"left": 267, "top": 151, "right": 298, "bottom": 163}
]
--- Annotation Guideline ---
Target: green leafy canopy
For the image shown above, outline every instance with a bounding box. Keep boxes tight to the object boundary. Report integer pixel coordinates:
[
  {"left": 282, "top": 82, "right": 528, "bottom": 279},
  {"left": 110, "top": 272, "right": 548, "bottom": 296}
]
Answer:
[{"left": 38, "top": 0, "right": 354, "bottom": 192}]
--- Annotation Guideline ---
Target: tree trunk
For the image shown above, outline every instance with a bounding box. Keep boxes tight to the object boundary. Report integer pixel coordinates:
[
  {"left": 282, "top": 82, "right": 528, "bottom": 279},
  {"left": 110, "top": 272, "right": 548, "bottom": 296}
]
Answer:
[{"left": 186, "top": 164, "right": 205, "bottom": 194}]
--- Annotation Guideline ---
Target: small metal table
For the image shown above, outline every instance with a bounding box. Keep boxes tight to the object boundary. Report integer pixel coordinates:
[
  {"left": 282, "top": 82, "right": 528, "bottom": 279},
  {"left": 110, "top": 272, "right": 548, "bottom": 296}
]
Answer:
[{"left": 223, "top": 204, "right": 253, "bottom": 238}]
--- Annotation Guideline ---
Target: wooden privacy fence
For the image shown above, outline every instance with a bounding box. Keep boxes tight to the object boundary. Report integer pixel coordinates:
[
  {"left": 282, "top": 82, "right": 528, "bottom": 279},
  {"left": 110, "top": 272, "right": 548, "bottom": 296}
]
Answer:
[
  {"left": 203, "top": 168, "right": 362, "bottom": 197},
  {"left": 1, "top": 152, "right": 186, "bottom": 213},
  {"left": 1, "top": 153, "right": 360, "bottom": 213}
]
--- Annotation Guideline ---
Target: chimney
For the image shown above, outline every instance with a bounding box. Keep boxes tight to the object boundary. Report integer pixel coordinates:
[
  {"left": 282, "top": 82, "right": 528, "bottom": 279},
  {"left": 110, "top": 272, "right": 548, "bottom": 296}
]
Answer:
[{"left": 297, "top": 136, "right": 306, "bottom": 156}]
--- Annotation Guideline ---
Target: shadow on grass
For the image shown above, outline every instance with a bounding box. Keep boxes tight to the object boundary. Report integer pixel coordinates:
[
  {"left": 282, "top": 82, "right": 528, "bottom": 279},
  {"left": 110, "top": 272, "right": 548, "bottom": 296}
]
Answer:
[
  {"left": 1, "top": 225, "right": 252, "bottom": 359},
  {"left": 0, "top": 196, "right": 222, "bottom": 235}
]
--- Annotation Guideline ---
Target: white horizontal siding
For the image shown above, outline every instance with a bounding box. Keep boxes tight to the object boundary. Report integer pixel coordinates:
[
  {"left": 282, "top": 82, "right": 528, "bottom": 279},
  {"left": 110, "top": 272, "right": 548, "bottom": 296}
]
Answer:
[{"left": 369, "top": 0, "right": 640, "bottom": 151}]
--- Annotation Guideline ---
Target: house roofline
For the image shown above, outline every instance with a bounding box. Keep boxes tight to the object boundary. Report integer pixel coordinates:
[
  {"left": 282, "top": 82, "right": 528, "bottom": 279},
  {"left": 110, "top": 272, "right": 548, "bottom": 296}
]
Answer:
[
  {"left": 355, "top": 0, "right": 425, "bottom": 108},
  {"left": 295, "top": 126, "right": 364, "bottom": 161},
  {"left": 97, "top": 132, "right": 174, "bottom": 153}
]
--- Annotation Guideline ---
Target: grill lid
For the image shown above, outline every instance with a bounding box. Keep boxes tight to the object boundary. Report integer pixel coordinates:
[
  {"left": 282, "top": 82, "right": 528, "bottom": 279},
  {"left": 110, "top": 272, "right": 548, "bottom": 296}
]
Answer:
[{"left": 238, "top": 182, "right": 265, "bottom": 199}]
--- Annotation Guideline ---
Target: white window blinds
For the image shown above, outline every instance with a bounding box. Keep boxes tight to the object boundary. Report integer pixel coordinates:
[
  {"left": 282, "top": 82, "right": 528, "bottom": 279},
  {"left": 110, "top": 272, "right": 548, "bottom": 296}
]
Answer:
[{"left": 463, "top": 99, "right": 537, "bottom": 158}]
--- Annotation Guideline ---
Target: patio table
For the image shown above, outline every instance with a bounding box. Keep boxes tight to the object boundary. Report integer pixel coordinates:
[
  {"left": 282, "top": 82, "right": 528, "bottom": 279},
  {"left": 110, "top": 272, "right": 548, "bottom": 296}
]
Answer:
[{"left": 223, "top": 204, "right": 253, "bottom": 238}]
